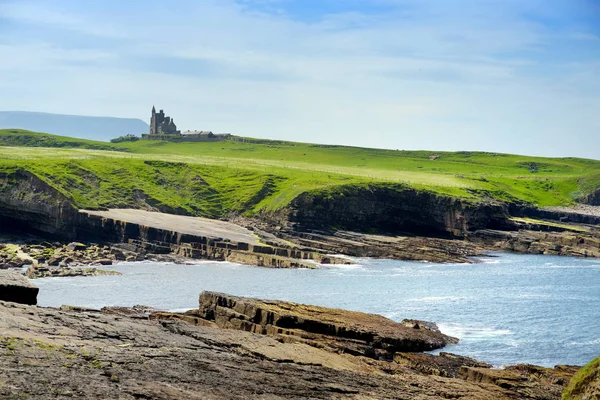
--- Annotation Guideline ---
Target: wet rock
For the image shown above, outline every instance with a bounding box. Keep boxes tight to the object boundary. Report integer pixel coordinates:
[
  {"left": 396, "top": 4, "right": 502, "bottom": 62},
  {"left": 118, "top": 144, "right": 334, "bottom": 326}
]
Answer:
[
  {"left": 401, "top": 319, "right": 441, "bottom": 331},
  {"left": 46, "top": 255, "right": 63, "bottom": 266},
  {"left": 0, "top": 270, "right": 38, "bottom": 305},
  {"left": 26, "top": 265, "right": 121, "bottom": 279},
  {"left": 110, "top": 248, "right": 127, "bottom": 261},
  {"left": 95, "top": 258, "right": 113, "bottom": 266}
]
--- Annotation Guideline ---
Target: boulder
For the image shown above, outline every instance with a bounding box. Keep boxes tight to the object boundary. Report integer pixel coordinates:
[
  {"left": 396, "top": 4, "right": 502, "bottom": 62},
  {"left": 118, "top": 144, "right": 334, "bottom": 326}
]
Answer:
[
  {"left": 110, "top": 248, "right": 127, "bottom": 261},
  {"left": 46, "top": 255, "right": 63, "bottom": 266},
  {"left": 96, "top": 258, "right": 113, "bottom": 266},
  {"left": 193, "top": 291, "right": 458, "bottom": 359},
  {"left": 0, "top": 270, "right": 38, "bottom": 305}
]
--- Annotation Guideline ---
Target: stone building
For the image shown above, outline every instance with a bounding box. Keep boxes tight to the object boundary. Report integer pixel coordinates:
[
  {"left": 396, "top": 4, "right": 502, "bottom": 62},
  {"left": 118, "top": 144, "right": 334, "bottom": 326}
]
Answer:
[
  {"left": 149, "top": 106, "right": 180, "bottom": 135},
  {"left": 142, "top": 106, "right": 231, "bottom": 142}
]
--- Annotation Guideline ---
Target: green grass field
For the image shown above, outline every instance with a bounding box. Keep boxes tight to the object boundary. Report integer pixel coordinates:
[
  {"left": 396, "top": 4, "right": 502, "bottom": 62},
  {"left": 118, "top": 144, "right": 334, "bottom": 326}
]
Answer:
[{"left": 1, "top": 129, "right": 600, "bottom": 216}]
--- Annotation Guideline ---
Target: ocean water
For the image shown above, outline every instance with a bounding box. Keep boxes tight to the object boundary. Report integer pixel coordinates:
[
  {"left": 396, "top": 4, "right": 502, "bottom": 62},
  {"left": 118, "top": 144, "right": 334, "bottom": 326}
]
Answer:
[{"left": 35, "top": 252, "right": 600, "bottom": 367}]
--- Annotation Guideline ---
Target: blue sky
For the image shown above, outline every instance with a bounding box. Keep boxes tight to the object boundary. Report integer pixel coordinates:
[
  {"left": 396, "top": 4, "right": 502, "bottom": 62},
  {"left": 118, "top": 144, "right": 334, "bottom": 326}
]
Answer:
[{"left": 0, "top": 0, "right": 599, "bottom": 157}]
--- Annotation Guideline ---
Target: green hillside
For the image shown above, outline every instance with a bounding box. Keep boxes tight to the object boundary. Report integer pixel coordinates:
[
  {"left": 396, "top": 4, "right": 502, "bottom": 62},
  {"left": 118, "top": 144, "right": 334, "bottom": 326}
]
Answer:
[{"left": 1, "top": 129, "right": 600, "bottom": 216}]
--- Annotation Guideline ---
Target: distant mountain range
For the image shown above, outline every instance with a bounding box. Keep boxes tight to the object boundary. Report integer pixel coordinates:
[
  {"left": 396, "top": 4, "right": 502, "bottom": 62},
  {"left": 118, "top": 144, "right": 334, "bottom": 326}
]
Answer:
[{"left": 0, "top": 111, "right": 148, "bottom": 142}]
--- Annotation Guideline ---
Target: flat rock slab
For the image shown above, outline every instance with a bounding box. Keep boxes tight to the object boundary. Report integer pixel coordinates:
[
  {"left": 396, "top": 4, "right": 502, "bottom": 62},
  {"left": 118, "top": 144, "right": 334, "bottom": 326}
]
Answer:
[
  {"left": 80, "top": 209, "right": 260, "bottom": 245},
  {"left": 0, "top": 270, "right": 38, "bottom": 305},
  {"left": 196, "top": 291, "right": 458, "bottom": 358},
  {"left": 0, "top": 301, "right": 574, "bottom": 399}
]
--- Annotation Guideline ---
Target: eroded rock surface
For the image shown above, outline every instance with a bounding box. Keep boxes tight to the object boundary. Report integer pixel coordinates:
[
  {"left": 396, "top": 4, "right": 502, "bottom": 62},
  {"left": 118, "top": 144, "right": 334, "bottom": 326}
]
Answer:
[
  {"left": 0, "top": 300, "right": 578, "bottom": 399},
  {"left": 188, "top": 291, "right": 458, "bottom": 359}
]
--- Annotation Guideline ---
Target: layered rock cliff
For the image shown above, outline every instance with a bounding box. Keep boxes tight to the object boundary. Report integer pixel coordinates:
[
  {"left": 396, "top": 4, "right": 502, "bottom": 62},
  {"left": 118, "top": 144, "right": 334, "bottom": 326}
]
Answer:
[
  {"left": 0, "top": 170, "right": 79, "bottom": 237},
  {"left": 284, "top": 184, "right": 511, "bottom": 238}
]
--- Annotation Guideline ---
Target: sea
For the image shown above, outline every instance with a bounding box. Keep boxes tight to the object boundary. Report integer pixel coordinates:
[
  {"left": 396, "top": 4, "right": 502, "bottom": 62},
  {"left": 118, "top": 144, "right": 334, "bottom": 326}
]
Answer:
[{"left": 34, "top": 252, "right": 600, "bottom": 368}]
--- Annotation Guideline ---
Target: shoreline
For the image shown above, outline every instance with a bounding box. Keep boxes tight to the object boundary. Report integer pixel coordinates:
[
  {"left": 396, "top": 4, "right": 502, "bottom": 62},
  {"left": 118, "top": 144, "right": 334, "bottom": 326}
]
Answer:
[
  {"left": 0, "top": 284, "right": 583, "bottom": 400},
  {"left": 30, "top": 251, "right": 599, "bottom": 369}
]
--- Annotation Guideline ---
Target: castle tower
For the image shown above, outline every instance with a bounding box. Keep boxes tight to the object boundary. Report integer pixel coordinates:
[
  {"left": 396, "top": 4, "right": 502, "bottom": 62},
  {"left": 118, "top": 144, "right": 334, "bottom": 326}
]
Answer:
[{"left": 150, "top": 106, "right": 157, "bottom": 135}]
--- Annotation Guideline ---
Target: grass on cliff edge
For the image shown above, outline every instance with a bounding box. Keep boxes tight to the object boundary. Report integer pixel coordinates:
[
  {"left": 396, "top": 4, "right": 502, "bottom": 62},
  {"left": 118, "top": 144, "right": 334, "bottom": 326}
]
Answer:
[
  {"left": 2, "top": 129, "right": 600, "bottom": 216},
  {"left": 562, "top": 356, "right": 600, "bottom": 400}
]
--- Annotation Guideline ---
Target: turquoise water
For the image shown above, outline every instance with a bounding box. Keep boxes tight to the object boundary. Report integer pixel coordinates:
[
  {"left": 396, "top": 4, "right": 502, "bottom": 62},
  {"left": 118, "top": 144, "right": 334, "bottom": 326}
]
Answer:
[{"left": 35, "top": 252, "right": 600, "bottom": 367}]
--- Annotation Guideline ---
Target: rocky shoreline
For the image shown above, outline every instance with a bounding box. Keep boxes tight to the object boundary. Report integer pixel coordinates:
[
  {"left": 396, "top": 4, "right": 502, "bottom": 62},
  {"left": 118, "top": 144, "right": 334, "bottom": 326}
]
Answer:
[
  {"left": 0, "top": 238, "right": 202, "bottom": 279},
  {"left": 0, "top": 275, "right": 585, "bottom": 399}
]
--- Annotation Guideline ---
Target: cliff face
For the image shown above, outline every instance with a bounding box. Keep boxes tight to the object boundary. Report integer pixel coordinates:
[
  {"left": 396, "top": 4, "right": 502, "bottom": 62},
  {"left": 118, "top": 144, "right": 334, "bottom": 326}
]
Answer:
[
  {"left": 0, "top": 170, "right": 79, "bottom": 238},
  {"left": 287, "top": 185, "right": 509, "bottom": 238},
  {"left": 0, "top": 172, "right": 510, "bottom": 240}
]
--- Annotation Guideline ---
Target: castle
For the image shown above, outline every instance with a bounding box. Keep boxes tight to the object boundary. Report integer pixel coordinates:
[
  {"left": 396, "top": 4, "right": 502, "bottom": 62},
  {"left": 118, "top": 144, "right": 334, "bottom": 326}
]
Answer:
[
  {"left": 149, "top": 106, "right": 180, "bottom": 135},
  {"left": 141, "top": 106, "right": 231, "bottom": 142}
]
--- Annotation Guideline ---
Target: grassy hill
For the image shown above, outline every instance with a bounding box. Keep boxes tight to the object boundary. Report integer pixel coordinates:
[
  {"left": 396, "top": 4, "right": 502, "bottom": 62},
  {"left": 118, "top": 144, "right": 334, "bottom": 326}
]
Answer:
[{"left": 1, "top": 129, "right": 600, "bottom": 217}]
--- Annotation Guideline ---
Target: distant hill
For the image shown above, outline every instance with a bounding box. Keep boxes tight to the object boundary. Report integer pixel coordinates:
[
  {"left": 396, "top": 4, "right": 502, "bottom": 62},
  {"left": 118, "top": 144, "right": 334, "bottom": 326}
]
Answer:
[{"left": 0, "top": 111, "right": 148, "bottom": 142}]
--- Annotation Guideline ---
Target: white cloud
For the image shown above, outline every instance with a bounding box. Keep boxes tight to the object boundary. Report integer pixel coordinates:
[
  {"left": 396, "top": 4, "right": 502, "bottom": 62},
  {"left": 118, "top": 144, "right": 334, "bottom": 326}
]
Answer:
[{"left": 0, "top": 0, "right": 598, "bottom": 158}]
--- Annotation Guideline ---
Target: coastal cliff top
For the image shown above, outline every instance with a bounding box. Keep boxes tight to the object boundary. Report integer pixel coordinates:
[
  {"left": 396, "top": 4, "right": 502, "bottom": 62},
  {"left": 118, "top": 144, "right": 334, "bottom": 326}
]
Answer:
[{"left": 2, "top": 129, "right": 600, "bottom": 216}]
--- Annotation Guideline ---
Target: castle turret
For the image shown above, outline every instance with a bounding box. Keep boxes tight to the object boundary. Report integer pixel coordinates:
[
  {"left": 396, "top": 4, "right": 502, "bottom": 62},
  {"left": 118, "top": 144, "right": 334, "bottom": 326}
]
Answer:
[{"left": 150, "top": 106, "right": 157, "bottom": 135}]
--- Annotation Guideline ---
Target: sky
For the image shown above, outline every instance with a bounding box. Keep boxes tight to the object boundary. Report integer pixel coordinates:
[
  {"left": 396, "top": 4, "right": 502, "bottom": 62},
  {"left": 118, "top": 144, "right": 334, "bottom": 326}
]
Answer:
[{"left": 0, "top": 0, "right": 599, "bottom": 158}]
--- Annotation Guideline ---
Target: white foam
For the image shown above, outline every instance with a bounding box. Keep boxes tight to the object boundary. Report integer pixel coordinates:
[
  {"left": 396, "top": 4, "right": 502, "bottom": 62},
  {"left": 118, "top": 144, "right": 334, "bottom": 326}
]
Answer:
[
  {"left": 483, "top": 259, "right": 501, "bottom": 264},
  {"left": 568, "top": 338, "right": 600, "bottom": 346},
  {"left": 322, "top": 263, "right": 365, "bottom": 270},
  {"left": 407, "top": 296, "right": 468, "bottom": 303},
  {"left": 325, "top": 254, "right": 362, "bottom": 263},
  {"left": 438, "top": 323, "right": 514, "bottom": 340}
]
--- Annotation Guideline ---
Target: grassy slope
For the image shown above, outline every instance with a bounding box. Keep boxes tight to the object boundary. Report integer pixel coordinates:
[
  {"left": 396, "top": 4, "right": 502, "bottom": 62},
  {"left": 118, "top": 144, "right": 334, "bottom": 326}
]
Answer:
[
  {"left": 2, "top": 129, "right": 600, "bottom": 217},
  {"left": 562, "top": 356, "right": 600, "bottom": 399}
]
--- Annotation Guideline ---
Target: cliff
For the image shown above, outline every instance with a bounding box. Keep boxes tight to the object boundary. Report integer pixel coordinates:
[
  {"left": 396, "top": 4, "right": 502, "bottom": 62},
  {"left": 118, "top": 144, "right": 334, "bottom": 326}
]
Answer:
[
  {"left": 3, "top": 167, "right": 600, "bottom": 264},
  {"left": 270, "top": 183, "right": 512, "bottom": 238},
  {"left": 0, "top": 170, "right": 79, "bottom": 237}
]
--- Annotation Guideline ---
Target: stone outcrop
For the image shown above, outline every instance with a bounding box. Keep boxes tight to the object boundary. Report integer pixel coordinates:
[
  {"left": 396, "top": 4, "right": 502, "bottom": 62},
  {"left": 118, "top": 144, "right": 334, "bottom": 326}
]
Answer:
[
  {"left": 25, "top": 265, "right": 121, "bottom": 279},
  {"left": 471, "top": 229, "right": 600, "bottom": 258},
  {"left": 0, "top": 271, "right": 38, "bottom": 305},
  {"left": 393, "top": 351, "right": 491, "bottom": 378},
  {"left": 158, "top": 291, "right": 459, "bottom": 360},
  {"left": 268, "top": 228, "right": 485, "bottom": 263},
  {"left": 0, "top": 300, "right": 579, "bottom": 399},
  {"left": 460, "top": 364, "right": 580, "bottom": 399}
]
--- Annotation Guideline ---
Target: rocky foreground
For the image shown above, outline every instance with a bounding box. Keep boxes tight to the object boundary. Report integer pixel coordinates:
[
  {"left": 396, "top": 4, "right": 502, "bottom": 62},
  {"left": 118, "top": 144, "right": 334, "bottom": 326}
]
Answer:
[{"left": 0, "top": 273, "right": 583, "bottom": 399}]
